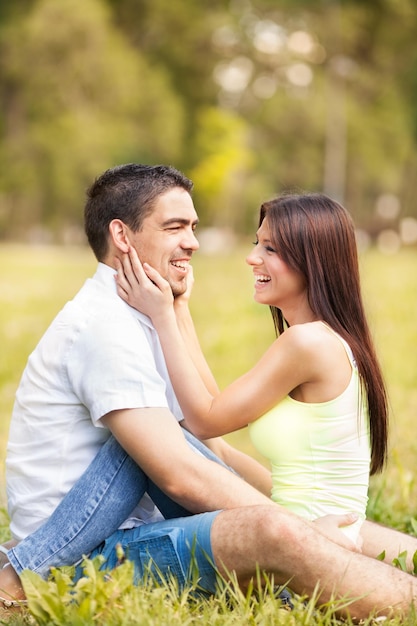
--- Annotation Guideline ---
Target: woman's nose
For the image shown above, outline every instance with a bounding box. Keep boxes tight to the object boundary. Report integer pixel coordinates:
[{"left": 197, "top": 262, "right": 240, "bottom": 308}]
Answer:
[{"left": 246, "top": 249, "right": 262, "bottom": 266}]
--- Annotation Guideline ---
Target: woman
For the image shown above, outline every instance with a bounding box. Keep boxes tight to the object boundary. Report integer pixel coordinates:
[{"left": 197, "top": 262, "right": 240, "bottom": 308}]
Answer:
[{"left": 115, "top": 192, "right": 388, "bottom": 543}]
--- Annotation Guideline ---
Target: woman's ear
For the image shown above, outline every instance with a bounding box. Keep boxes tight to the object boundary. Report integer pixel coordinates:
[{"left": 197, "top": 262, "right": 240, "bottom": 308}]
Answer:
[{"left": 109, "top": 219, "right": 129, "bottom": 253}]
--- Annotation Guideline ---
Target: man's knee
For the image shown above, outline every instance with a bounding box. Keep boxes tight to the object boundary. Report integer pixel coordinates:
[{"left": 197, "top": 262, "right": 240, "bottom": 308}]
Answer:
[
  {"left": 213, "top": 505, "right": 299, "bottom": 552},
  {"left": 210, "top": 505, "right": 302, "bottom": 589},
  {"left": 251, "top": 506, "right": 301, "bottom": 545}
]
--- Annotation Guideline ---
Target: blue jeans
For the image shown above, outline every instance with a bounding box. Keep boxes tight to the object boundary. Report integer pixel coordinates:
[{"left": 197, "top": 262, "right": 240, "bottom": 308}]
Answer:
[
  {"left": 85, "top": 512, "right": 220, "bottom": 594},
  {"left": 7, "top": 429, "right": 230, "bottom": 580}
]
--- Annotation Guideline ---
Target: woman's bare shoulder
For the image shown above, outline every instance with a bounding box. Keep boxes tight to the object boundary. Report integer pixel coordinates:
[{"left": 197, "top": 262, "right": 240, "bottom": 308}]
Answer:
[{"left": 282, "top": 321, "right": 342, "bottom": 361}]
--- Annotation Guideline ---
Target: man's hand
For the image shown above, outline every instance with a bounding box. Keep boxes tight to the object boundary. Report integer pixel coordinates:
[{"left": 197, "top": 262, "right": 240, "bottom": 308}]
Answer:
[{"left": 312, "top": 513, "right": 363, "bottom": 552}]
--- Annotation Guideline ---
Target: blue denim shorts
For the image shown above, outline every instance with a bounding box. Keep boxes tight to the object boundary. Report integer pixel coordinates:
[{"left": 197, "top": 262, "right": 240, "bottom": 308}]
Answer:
[{"left": 80, "top": 511, "right": 221, "bottom": 595}]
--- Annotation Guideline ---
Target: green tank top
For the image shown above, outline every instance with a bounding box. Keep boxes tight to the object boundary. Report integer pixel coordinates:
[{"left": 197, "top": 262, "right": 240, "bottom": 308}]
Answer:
[{"left": 248, "top": 328, "right": 370, "bottom": 542}]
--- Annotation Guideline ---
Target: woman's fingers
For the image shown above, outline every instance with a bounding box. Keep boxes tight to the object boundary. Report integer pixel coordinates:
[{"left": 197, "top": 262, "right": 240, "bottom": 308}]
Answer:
[
  {"left": 114, "top": 245, "right": 173, "bottom": 313},
  {"left": 142, "top": 262, "right": 171, "bottom": 295},
  {"left": 114, "top": 258, "right": 130, "bottom": 297},
  {"left": 126, "top": 245, "right": 148, "bottom": 285}
]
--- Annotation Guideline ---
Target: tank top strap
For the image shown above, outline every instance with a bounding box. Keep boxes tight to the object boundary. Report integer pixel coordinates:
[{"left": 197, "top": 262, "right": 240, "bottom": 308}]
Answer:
[{"left": 320, "top": 322, "right": 357, "bottom": 370}]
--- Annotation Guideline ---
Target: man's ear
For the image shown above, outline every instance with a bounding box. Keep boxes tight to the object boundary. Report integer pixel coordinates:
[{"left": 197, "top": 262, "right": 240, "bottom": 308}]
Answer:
[{"left": 109, "top": 219, "right": 130, "bottom": 253}]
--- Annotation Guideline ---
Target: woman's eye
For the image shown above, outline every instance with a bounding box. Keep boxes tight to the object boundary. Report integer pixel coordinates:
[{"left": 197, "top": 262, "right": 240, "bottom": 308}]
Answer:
[{"left": 265, "top": 246, "right": 276, "bottom": 253}]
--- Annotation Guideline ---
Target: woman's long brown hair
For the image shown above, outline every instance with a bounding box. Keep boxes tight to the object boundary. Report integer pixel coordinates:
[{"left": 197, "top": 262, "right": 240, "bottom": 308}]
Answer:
[{"left": 259, "top": 193, "right": 388, "bottom": 475}]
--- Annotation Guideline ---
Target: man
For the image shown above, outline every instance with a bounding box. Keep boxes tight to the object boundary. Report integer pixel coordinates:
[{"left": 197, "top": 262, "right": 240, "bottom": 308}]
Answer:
[{"left": 1, "top": 163, "right": 417, "bottom": 621}]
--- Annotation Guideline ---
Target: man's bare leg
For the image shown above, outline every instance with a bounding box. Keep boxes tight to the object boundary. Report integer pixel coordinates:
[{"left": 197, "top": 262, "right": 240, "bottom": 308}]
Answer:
[
  {"left": 210, "top": 506, "right": 417, "bottom": 620},
  {"left": 0, "top": 563, "right": 24, "bottom": 600},
  {"left": 2, "top": 511, "right": 417, "bottom": 620},
  {"left": 361, "top": 519, "right": 417, "bottom": 571}
]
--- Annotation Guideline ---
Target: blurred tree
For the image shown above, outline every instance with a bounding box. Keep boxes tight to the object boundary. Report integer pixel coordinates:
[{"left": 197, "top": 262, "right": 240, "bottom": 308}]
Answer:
[
  {"left": 0, "top": 0, "right": 36, "bottom": 22},
  {"left": 201, "top": 0, "right": 417, "bottom": 228},
  {"left": 326, "top": 0, "right": 417, "bottom": 223},
  {"left": 106, "top": 0, "right": 230, "bottom": 167},
  {"left": 0, "top": 0, "right": 184, "bottom": 240},
  {"left": 0, "top": 0, "right": 416, "bottom": 239},
  {"left": 189, "top": 106, "right": 254, "bottom": 230}
]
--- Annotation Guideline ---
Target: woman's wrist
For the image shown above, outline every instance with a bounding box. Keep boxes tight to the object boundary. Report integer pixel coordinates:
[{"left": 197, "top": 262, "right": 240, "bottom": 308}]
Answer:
[
  {"left": 173, "top": 297, "right": 192, "bottom": 321},
  {"left": 152, "top": 307, "right": 177, "bottom": 331}
]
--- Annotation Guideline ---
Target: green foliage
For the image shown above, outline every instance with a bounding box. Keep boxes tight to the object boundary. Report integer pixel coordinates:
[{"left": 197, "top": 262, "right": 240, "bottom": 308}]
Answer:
[
  {"left": 190, "top": 107, "right": 254, "bottom": 229},
  {"left": 0, "top": 0, "right": 185, "bottom": 239},
  {"left": 378, "top": 548, "right": 417, "bottom": 576},
  {"left": 1, "top": 0, "right": 417, "bottom": 239},
  {"left": 392, "top": 551, "right": 410, "bottom": 573},
  {"left": 21, "top": 554, "right": 136, "bottom": 625},
  {"left": 107, "top": 0, "right": 229, "bottom": 117},
  {"left": 18, "top": 554, "right": 295, "bottom": 625},
  {"left": 17, "top": 553, "right": 391, "bottom": 626}
]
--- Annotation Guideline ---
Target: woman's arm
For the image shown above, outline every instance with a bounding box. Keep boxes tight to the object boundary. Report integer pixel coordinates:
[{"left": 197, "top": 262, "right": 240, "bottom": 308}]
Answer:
[
  {"left": 208, "top": 437, "right": 273, "bottom": 497},
  {"left": 173, "top": 266, "right": 219, "bottom": 396},
  {"left": 115, "top": 248, "right": 312, "bottom": 438}
]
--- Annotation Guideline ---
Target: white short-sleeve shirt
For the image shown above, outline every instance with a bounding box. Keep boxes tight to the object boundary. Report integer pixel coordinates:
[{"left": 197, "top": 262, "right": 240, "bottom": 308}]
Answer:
[{"left": 6, "top": 263, "right": 184, "bottom": 540}]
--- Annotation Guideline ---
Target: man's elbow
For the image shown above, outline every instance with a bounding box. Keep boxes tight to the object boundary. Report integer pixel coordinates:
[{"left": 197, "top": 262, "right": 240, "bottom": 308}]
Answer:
[{"left": 160, "top": 472, "right": 205, "bottom": 511}]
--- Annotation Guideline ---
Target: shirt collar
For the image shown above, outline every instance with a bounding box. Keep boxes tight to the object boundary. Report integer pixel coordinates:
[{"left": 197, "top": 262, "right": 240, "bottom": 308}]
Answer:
[{"left": 93, "top": 262, "right": 155, "bottom": 329}]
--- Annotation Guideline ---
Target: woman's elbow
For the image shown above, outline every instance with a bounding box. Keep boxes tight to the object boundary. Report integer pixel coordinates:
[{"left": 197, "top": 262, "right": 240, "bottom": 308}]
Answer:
[{"left": 182, "top": 419, "right": 219, "bottom": 440}]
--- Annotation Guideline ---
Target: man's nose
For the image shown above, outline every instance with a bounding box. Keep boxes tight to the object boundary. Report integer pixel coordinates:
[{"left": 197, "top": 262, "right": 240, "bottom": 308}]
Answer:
[{"left": 182, "top": 230, "right": 199, "bottom": 251}]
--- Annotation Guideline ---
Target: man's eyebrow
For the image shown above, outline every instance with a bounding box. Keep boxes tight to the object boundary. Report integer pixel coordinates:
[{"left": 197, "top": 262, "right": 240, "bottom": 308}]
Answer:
[{"left": 161, "top": 218, "right": 199, "bottom": 227}]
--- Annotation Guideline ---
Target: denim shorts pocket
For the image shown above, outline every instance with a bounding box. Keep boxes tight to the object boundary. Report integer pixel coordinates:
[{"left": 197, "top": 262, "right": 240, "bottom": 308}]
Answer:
[{"left": 126, "top": 534, "right": 185, "bottom": 588}]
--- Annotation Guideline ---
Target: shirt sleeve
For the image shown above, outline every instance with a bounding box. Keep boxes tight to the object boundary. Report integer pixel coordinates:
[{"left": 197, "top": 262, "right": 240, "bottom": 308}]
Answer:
[{"left": 67, "top": 309, "right": 169, "bottom": 425}]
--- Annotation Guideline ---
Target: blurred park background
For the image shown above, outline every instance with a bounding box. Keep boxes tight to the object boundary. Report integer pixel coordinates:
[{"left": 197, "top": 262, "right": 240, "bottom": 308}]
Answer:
[
  {"left": 1, "top": 0, "right": 417, "bottom": 247},
  {"left": 1, "top": 0, "right": 417, "bottom": 527}
]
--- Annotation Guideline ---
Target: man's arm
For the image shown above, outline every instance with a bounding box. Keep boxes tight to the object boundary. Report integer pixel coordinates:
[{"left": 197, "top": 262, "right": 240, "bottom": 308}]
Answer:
[
  {"left": 102, "top": 407, "right": 359, "bottom": 552},
  {"left": 102, "top": 407, "right": 272, "bottom": 512}
]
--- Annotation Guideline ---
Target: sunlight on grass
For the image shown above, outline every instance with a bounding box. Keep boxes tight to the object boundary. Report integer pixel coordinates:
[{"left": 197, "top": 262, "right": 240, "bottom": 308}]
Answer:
[{"left": 0, "top": 242, "right": 417, "bottom": 625}]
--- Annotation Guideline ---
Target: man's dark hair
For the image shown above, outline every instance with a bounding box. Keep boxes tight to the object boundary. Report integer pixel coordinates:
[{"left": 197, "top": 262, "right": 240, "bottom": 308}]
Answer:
[{"left": 84, "top": 163, "right": 193, "bottom": 261}]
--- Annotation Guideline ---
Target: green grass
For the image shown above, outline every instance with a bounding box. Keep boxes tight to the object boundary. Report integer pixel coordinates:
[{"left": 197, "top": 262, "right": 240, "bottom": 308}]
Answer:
[{"left": 1, "top": 242, "right": 417, "bottom": 624}]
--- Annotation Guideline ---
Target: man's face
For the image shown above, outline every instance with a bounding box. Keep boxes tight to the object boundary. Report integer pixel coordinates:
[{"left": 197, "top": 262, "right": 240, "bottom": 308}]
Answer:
[{"left": 128, "top": 187, "right": 199, "bottom": 297}]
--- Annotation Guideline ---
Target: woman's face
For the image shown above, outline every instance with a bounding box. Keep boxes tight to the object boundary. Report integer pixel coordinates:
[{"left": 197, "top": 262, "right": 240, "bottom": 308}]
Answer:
[{"left": 246, "top": 218, "right": 307, "bottom": 310}]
